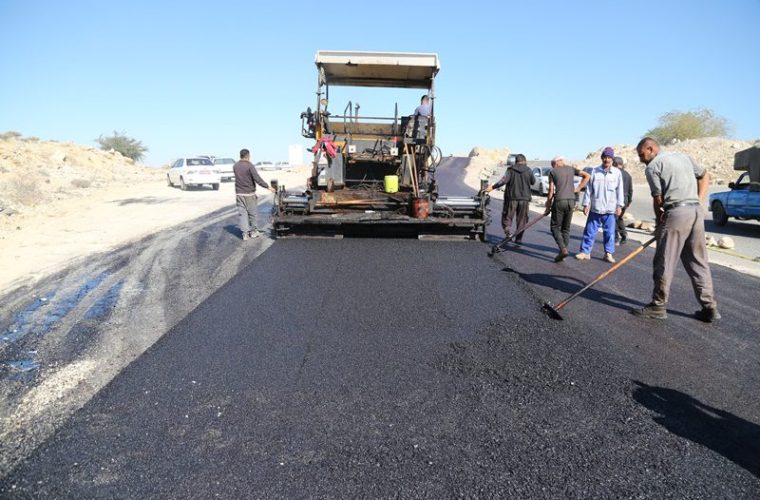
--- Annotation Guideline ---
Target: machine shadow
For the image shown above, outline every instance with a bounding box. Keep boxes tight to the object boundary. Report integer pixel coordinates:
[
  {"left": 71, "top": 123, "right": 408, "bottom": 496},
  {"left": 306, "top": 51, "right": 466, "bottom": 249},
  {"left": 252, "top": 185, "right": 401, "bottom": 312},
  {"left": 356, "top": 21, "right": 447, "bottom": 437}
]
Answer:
[{"left": 632, "top": 380, "right": 760, "bottom": 479}]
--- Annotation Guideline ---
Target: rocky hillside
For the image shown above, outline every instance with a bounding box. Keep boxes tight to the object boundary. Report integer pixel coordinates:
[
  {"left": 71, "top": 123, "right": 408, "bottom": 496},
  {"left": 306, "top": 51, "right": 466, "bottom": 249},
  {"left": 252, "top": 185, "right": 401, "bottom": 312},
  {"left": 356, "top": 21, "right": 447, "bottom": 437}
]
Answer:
[
  {"left": 0, "top": 133, "right": 160, "bottom": 217},
  {"left": 580, "top": 137, "right": 759, "bottom": 184},
  {"left": 465, "top": 137, "right": 759, "bottom": 186}
]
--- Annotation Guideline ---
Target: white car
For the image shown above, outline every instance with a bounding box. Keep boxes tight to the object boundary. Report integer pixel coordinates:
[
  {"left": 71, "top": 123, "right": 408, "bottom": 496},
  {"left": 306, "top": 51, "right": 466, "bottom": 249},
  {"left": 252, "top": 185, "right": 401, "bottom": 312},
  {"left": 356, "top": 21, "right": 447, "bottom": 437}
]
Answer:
[
  {"left": 167, "top": 158, "right": 222, "bottom": 191},
  {"left": 531, "top": 166, "right": 582, "bottom": 196},
  {"left": 213, "top": 157, "right": 236, "bottom": 181},
  {"left": 274, "top": 161, "right": 290, "bottom": 171},
  {"left": 256, "top": 161, "right": 277, "bottom": 171}
]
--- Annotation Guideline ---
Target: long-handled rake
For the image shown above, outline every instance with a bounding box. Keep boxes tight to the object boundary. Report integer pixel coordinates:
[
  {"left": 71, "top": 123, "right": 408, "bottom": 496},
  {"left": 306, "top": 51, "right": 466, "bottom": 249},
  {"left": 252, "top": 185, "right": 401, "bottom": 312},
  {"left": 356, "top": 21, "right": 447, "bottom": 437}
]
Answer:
[
  {"left": 543, "top": 236, "right": 657, "bottom": 320},
  {"left": 488, "top": 212, "right": 549, "bottom": 257}
]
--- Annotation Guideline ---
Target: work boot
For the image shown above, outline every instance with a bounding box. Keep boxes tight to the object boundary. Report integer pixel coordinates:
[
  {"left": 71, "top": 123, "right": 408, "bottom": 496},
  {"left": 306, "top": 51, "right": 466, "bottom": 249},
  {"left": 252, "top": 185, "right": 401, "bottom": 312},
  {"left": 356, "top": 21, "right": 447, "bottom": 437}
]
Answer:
[
  {"left": 620, "top": 236, "right": 627, "bottom": 245},
  {"left": 554, "top": 248, "right": 569, "bottom": 262},
  {"left": 694, "top": 306, "right": 721, "bottom": 323},
  {"left": 575, "top": 252, "right": 590, "bottom": 261},
  {"left": 604, "top": 252, "right": 616, "bottom": 263},
  {"left": 630, "top": 303, "right": 667, "bottom": 320}
]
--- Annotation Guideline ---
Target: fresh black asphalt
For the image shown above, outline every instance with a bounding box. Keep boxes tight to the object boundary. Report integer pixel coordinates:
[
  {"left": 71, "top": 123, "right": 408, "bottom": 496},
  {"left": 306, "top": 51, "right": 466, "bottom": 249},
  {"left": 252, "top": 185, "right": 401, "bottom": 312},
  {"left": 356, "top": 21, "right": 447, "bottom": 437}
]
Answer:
[{"left": 1, "top": 160, "right": 758, "bottom": 498}]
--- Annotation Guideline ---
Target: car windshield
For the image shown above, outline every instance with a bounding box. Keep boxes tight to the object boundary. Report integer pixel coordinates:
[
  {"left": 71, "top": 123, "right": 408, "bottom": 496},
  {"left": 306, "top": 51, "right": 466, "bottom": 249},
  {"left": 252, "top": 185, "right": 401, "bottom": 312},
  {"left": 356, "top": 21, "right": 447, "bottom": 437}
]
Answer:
[
  {"left": 187, "top": 158, "right": 212, "bottom": 166},
  {"left": 215, "top": 158, "right": 234, "bottom": 164}
]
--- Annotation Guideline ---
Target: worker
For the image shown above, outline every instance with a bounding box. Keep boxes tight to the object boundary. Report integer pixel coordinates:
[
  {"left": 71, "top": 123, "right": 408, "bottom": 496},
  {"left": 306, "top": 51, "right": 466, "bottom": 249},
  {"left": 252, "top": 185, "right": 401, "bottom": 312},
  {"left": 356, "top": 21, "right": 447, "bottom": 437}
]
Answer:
[
  {"left": 486, "top": 153, "right": 535, "bottom": 243},
  {"left": 614, "top": 156, "right": 633, "bottom": 245},
  {"left": 233, "top": 148, "right": 276, "bottom": 241},
  {"left": 576, "top": 147, "right": 624, "bottom": 263},
  {"left": 544, "top": 156, "right": 590, "bottom": 262},
  {"left": 414, "top": 95, "right": 432, "bottom": 117},
  {"left": 631, "top": 137, "right": 719, "bottom": 322}
]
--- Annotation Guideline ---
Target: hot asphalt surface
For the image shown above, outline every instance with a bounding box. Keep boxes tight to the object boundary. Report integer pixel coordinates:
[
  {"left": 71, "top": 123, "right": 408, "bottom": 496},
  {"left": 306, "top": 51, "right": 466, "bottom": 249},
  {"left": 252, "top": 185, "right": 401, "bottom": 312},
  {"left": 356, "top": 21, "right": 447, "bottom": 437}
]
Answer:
[{"left": 1, "top": 159, "right": 759, "bottom": 498}]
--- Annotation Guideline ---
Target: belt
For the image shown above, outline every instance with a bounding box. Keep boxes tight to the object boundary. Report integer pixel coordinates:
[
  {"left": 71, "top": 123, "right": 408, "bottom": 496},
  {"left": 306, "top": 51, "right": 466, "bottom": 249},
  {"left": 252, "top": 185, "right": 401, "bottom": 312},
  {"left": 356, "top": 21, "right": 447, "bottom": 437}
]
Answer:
[{"left": 664, "top": 201, "right": 699, "bottom": 211}]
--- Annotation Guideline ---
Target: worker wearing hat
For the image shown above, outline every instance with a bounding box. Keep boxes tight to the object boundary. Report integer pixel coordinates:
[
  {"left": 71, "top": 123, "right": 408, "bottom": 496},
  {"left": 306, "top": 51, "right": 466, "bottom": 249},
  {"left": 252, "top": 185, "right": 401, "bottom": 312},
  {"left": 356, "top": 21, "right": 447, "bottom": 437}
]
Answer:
[{"left": 576, "top": 147, "right": 624, "bottom": 263}]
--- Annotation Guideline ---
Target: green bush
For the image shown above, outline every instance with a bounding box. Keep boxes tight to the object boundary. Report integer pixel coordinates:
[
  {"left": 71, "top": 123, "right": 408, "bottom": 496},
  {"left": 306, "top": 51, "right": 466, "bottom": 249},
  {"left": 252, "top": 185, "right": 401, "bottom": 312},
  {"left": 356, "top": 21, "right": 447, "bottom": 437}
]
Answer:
[
  {"left": 96, "top": 131, "right": 148, "bottom": 162},
  {"left": 646, "top": 108, "right": 729, "bottom": 143}
]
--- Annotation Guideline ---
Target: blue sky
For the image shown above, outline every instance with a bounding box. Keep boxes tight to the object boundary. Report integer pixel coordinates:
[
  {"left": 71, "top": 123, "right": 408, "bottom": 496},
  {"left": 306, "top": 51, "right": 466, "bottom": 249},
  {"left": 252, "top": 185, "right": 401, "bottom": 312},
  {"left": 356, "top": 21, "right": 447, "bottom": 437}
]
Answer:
[{"left": 1, "top": 0, "right": 758, "bottom": 166}]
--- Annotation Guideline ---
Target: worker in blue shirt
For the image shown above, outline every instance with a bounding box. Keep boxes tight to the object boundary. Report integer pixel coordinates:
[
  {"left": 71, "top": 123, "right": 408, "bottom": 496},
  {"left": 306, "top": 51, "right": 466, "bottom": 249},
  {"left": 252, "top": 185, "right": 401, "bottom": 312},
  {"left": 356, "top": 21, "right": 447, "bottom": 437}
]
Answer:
[{"left": 576, "top": 147, "right": 624, "bottom": 263}]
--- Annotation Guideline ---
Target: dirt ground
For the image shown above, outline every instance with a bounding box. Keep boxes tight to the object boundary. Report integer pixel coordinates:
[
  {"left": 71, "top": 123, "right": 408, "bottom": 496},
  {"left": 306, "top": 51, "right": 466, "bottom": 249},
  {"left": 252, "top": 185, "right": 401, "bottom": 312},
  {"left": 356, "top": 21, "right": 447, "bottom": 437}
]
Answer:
[{"left": 0, "top": 167, "right": 310, "bottom": 293}]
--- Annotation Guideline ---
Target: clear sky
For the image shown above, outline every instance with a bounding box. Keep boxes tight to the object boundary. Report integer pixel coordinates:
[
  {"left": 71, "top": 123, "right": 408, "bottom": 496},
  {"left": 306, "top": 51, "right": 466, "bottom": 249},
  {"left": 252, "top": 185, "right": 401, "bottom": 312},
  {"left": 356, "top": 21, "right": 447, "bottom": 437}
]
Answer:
[{"left": 1, "top": 0, "right": 758, "bottom": 166}]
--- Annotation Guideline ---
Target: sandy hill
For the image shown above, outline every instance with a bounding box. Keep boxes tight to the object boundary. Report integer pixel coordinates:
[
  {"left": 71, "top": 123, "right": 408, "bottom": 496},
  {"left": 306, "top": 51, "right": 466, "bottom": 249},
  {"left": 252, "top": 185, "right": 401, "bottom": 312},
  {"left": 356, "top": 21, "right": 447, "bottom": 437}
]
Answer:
[
  {"left": 579, "top": 137, "right": 759, "bottom": 184},
  {"left": 0, "top": 133, "right": 160, "bottom": 219}
]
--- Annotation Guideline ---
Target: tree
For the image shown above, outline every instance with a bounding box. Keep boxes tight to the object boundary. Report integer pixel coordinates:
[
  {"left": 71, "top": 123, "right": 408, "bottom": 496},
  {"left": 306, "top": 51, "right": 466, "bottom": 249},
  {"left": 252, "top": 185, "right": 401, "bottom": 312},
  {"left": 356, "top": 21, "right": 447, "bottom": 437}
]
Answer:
[
  {"left": 96, "top": 131, "right": 148, "bottom": 162},
  {"left": 645, "top": 108, "right": 730, "bottom": 143}
]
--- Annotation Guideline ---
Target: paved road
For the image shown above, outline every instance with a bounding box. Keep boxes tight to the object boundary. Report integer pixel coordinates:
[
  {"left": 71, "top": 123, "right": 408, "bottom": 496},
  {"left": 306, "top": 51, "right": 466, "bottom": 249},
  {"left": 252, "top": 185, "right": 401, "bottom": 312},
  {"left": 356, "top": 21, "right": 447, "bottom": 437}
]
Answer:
[{"left": 1, "top": 159, "right": 758, "bottom": 498}]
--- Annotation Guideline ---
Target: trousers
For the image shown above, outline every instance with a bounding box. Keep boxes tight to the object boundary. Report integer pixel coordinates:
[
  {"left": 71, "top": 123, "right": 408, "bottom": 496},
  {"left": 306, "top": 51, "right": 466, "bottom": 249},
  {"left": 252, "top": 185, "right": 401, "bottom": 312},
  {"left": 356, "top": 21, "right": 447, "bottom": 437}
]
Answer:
[
  {"left": 651, "top": 205, "right": 715, "bottom": 307},
  {"left": 236, "top": 194, "right": 259, "bottom": 234},
  {"left": 580, "top": 212, "right": 616, "bottom": 255},
  {"left": 550, "top": 199, "right": 575, "bottom": 250},
  {"left": 616, "top": 205, "right": 628, "bottom": 241},
  {"left": 502, "top": 200, "right": 530, "bottom": 241}
]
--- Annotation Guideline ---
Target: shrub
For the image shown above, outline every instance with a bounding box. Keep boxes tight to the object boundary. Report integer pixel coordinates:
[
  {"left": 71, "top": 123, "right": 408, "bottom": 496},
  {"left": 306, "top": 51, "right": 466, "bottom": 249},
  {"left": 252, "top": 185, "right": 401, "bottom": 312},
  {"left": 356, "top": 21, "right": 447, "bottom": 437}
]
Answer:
[
  {"left": 71, "top": 178, "right": 91, "bottom": 188},
  {"left": 646, "top": 108, "right": 730, "bottom": 143},
  {"left": 96, "top": 131, "right": 148, "bottom": 162},
  {"left": 0, "top": 131, "right": 23, "bottom": 141}
]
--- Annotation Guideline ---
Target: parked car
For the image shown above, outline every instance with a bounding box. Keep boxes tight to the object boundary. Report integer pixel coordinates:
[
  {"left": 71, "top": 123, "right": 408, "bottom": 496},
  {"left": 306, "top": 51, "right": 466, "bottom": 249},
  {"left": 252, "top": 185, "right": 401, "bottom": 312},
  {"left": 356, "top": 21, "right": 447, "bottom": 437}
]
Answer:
[
  {"left": 167, "top": 158, "right": 221, "bottom": 190},
  {"left": 213, "top": 157, "right": 236, "bottom": 181},
  {"left": 530, "top": 165, "right": 583, "bottom": 198},
  {"left": 256, "top": 161, "right": 277, "bottom": 171},
  {"left": 275, "top": 161, "right": 290, "bottom": 171},
  {"left": 709, "top": 171, "right": 760, "bottom": 226}
]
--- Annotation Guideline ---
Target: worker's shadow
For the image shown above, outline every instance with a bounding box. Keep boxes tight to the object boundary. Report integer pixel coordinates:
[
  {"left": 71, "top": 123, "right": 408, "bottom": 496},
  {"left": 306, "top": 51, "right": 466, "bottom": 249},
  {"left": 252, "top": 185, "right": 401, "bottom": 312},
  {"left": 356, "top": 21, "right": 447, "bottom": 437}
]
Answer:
[
  {"left": 632, "top": 380, "right": 760, "bottom": 479},
  {"left": 501, "top": 266, "right": 646, "bottom": 312},
  {"left": 223, "top": 224, "right": 244, "bottom": 239}
]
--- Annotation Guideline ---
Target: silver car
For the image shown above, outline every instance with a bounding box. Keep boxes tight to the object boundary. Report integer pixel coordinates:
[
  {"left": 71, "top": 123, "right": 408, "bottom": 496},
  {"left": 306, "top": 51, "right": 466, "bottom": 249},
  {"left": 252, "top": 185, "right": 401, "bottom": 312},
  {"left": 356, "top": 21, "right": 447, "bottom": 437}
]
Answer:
[
  {"left": 531, "top": 166, "right": 583, "bottom": 197},
  {"left": 213, "top": 157, "right": 236, "bottom": 181}
]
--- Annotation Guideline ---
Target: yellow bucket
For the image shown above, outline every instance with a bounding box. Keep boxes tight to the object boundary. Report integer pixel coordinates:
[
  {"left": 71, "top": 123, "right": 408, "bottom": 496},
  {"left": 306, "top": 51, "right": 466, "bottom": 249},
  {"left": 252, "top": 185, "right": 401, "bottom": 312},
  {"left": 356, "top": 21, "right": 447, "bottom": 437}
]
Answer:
[{"left": 384, "top": 175, "right": 399, "bottom": 193}]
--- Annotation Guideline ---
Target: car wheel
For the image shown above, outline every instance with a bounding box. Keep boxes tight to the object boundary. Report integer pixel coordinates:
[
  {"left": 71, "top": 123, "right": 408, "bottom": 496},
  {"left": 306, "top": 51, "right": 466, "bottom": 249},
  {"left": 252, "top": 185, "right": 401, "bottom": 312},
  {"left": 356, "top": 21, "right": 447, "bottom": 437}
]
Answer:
[
  {"left": 180, "top": 177, "right": 187, "bottom": 191},
  {"left": 212, "top": 183, "right": 220, "bottom": 191},
  {"left": 166, "top": 175, "right": 173, "bottom": 187},
  {"left": 712, "top": 201, "right": 728, "bottom": 226}
]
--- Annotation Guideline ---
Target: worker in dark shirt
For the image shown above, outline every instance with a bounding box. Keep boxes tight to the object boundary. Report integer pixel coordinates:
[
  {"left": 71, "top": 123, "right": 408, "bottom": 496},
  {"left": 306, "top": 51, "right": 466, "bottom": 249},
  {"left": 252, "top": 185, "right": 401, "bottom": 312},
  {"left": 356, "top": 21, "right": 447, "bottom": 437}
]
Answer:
[
  {"left": 233, "top": 148, "right": 275, "bottom": 240},
  {"left": 485, "top": 153, "right": 535, "bottom": 243},
  {"left": 544, "top": 156, "right": 590, "bottom": 261},
  {"left": 614, "top": 156, "right": 633, "bottom": 244}
]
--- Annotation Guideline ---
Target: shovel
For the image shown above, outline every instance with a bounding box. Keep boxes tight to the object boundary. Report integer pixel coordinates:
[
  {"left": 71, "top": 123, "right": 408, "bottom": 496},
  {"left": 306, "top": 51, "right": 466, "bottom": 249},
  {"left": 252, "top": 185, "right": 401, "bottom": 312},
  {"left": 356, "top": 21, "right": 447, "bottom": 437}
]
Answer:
[
  {"left": 543, "top": 236, "right": 657, "bottom": 320},
  {"left": 488, "top": 212, "right": 549, "bottom": 257}
]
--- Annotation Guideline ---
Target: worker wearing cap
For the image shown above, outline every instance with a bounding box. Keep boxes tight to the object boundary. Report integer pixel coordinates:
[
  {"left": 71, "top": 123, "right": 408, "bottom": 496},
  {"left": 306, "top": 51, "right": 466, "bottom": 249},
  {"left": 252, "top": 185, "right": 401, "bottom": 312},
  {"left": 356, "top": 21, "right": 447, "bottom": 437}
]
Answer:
[
  {"left": 614, "top": 156, "right": 634, "bottom": 245},
  {"left": 544, "top": 156, "right": 590, "bottom": 262},
  {"left": 576, "top": 147, "right": 624, "bottom": 263},
  {"left": 631, "top": 137, "right": 718, "bottom": 322}
]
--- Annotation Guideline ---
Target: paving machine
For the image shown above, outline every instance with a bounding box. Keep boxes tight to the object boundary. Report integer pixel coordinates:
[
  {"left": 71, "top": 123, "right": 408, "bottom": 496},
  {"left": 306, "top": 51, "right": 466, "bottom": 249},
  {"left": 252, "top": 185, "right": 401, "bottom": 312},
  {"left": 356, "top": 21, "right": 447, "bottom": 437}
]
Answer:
[{"left": 272, "top": 51, "right": 488, "bottom": 239}]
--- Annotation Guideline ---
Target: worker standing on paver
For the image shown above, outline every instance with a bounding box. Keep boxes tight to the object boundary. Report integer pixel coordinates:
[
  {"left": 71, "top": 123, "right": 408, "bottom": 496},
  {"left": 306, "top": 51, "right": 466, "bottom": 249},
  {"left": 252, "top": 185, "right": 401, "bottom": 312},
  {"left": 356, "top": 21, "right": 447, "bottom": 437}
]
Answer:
[
  {"left": 631, "top": 137, "right": 719, "bottom": 322},
  {"left": 614, "top": 156, "right": 633, "bottom": 245},
  {"left": 576, "top": 147, "right": 624, "bottom": 263},
  {"left": 233, "top": 148, "right": 276, "bottom": 241},
  {"left": 544, "top": 156, "right": 590, "bottom": 262},
  {"left": 486, "top": 154, "right": 535, "bottom": 244}
]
